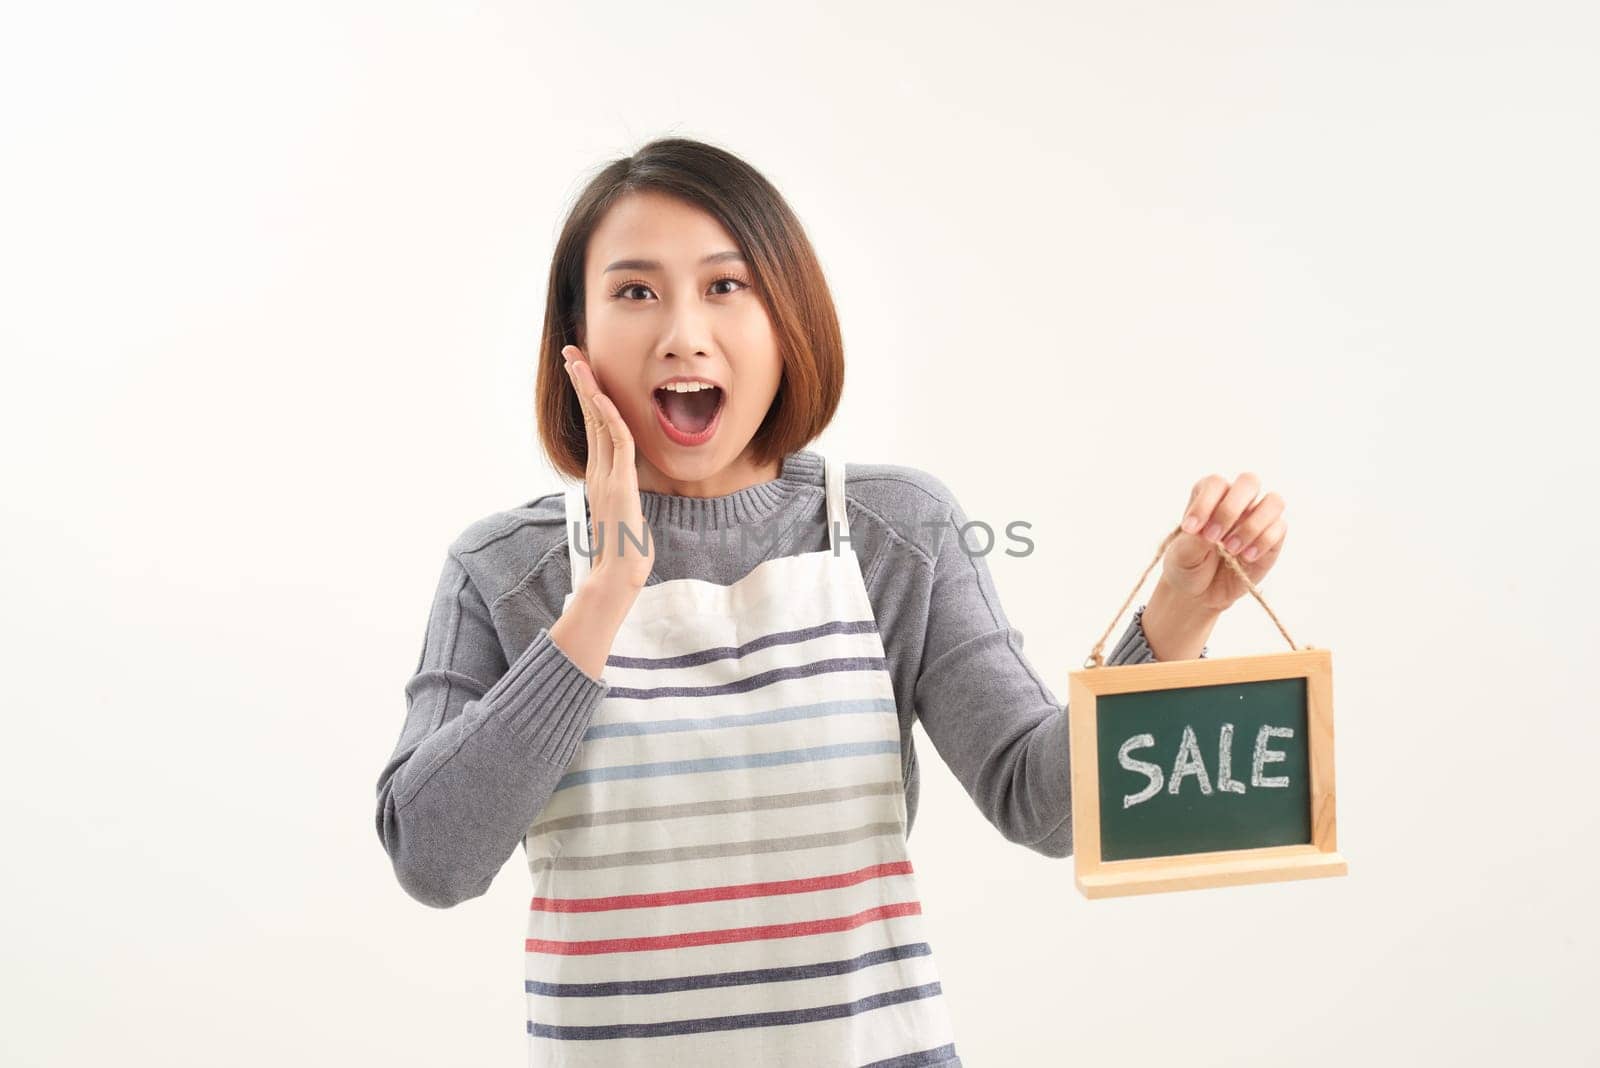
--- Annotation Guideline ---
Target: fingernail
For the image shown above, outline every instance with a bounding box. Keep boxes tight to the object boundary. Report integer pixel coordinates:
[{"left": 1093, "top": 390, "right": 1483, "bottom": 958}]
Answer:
[
  {"left": 1182, "top": 515, "right": 1200, "bottom": 534},
  {"left": 1203, "top": 522, "right": 1222, "bottom": 541},
  {"left": 1224, "top": 535, "right": 1242, "bottom": 553},
  {"left": 1243, "top": 545, "right": 1260, "bottom": 562}
]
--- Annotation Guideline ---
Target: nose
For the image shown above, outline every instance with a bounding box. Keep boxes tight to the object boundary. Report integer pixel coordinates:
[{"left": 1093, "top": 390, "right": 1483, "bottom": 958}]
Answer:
[{"left": 656, "top": 292, "right": 716, "bottom": 362}]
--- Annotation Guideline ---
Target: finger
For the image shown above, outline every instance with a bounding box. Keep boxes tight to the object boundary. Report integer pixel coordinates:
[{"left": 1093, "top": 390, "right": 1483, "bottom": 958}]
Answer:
[
  {"left": 590, "top": 391, "right": 643, "bottom": 556},
  {"left": 1205, "top": 471, "right": 1261, "bottom": 545},
  {"left": 1182, "top": 474, "right": 1228, "bottom": 536},
  {"left": 1242, "top": 517, "right": 1287, "bottom": 570},
  {"left": 591, "top": 389, "right": 634, "bottom": 468},
  {"left": 571, "top": 356, "right": 614, "bottom": 477},
  {"left": 563, "top": 347, "right": 599, "bottom": 475},
  {"left": 1222, "top": 492, "right": 1284, "bottom": 557}
]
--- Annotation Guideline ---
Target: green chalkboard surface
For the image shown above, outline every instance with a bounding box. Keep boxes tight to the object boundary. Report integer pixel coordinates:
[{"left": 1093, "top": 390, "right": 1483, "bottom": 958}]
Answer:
[{"left": 1096, "top": 676, "right": 1312, "bottom": 862}]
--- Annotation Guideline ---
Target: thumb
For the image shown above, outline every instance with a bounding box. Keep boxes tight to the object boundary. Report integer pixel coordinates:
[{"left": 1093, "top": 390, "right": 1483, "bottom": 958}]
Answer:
[{"left": 1166, "top": 529, "right": 1217, "bottom": 572}]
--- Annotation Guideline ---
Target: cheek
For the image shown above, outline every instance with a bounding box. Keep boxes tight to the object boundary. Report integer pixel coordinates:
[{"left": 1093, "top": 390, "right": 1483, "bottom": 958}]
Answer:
[
  {"left": 725, "top": 315, "right": 783, "bottom": 395},
  {"left": 601, "top": 377, "right": 649, "bottom": 431},
  {"left": 727, "top": 365, "right": 782, "bottom": 426},
  {"left": 733, "top": 308, "right": 779, "bottom": 353},
  {"left": 609, "top": 385, "right": 654, "bottom": 428},
  {"left": 584, "top": 307, "right": 651, "bottom": 358}
]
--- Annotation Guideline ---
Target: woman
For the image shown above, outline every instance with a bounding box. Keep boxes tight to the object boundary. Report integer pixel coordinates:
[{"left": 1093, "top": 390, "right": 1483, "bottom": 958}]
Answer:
[{"left": 374, "top": 137, "right": 1287, "bottom": 1066}]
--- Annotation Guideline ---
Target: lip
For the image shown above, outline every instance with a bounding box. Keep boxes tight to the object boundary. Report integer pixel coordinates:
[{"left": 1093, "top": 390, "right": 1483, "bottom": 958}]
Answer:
[{"left": 652, "top": 383, "right": 726, "bottom": 447}]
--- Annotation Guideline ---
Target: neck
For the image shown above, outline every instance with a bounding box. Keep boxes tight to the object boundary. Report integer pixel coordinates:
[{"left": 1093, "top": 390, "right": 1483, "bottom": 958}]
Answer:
[{"left": 635, "top": 452, "right": 783, "bottom": 498}]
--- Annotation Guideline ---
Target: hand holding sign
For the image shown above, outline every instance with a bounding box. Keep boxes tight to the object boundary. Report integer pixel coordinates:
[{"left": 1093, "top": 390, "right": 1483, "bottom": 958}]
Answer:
[
  {"left": 1069, "top": 492, "right": 1346, "bottom": 899},
  {"left": 1159, "top": 472, "right": 1288, "bottom": 614}
]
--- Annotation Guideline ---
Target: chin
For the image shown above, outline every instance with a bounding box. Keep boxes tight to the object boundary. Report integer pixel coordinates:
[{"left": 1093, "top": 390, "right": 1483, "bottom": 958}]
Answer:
[{"left": 642, "top": 445, "right": 726, "bottom": 479}]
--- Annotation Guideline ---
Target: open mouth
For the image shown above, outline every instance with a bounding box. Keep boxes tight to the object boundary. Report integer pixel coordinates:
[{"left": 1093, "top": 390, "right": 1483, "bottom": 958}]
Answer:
[{"left": 652, "top": 383, "right": 726, "bottom": 446}]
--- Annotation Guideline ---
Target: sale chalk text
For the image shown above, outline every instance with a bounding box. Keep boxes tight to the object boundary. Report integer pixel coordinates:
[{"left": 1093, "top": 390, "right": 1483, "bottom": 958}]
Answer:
[{"left": 1117, "top": 724, "right": 1295, "bottom": 809}]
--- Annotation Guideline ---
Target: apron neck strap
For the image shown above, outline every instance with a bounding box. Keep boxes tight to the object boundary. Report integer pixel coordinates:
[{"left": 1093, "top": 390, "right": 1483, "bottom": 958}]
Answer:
[
  {"left": 564, "top": 482, "right": 590, "bottom": 595},
  {"left": 824, "top": 455, "right": 850, "bottom": 553}
]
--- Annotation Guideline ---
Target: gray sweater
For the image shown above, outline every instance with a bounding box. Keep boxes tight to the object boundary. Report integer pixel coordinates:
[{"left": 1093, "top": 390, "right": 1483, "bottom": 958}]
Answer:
[{"left": 375, "top": 449, "right": 1190, "bottom": 908}]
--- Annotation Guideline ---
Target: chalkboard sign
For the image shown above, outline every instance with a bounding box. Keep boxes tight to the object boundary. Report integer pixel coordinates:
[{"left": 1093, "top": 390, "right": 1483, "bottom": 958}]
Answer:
[{"left": 1067, "top": 649, "right": 1346, "bottom": 898}]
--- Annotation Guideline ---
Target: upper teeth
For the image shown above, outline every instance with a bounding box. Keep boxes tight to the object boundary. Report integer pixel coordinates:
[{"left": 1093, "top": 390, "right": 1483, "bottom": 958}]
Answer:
[{"left": 660, "top": 381, "right": 717, "bottom": 392}]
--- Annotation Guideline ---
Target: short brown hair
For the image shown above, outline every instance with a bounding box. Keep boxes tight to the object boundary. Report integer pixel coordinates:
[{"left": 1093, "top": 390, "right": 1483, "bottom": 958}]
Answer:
[{"left": 535, "top": 137, "right": 845, "bottom": 482}]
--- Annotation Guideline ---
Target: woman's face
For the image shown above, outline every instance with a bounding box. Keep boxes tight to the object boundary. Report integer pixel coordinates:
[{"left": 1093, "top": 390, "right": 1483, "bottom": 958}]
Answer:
[{"left": 579, "top": 189, "right": 783, "bottom": 495}]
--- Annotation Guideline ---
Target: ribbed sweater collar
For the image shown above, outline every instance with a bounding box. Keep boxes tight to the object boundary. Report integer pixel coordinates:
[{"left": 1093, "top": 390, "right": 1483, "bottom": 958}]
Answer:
[{"left": 635, "top": 448, "right": 824, "bottom": 532}]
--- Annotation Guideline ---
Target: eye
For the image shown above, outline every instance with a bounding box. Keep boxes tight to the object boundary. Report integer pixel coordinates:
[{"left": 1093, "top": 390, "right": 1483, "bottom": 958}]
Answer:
[
  {"left": 708, "top": 274, "right": 751, "bottom": 296},
  {"left": 610, "top": 280, "right": 653, "bottom": 301}
]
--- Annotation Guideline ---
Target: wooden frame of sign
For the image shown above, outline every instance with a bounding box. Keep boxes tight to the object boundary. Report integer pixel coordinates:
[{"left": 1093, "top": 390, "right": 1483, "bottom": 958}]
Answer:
[{"left": 1067, "top": 648, "right": 1347, "bottom": 899}]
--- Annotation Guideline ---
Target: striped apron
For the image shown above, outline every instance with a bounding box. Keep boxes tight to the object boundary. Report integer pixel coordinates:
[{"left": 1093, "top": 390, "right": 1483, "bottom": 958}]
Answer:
[{"left": 522, "top": 455, "right": 962, "bottom": 1067}]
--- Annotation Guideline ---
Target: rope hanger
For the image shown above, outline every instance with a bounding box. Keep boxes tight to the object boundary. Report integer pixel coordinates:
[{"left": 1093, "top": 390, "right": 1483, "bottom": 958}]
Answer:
[{"left": 1084, "top": 523, "right": 1303, "bottom": 669}]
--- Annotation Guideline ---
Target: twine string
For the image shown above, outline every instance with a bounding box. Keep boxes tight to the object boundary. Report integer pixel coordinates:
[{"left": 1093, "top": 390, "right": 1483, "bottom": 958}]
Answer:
[{"left": 1083, "top": 523, "right": 1301, "bottom": 669}]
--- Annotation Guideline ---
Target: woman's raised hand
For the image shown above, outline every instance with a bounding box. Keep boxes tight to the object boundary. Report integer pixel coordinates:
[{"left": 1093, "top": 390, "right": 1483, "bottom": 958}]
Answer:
[
  {"left": 1159, "top": 472, "right": 1287, "bottom": 613},
  {"left": 562, "top": 345, "right": 655, "bottom": 590}
]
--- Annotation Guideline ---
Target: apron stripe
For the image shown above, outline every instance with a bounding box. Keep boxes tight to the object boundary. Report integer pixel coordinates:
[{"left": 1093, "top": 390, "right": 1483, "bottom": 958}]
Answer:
[
  {"left": 581, "top": 697, "right": 896, "bottom": 740},
  {"left": 527, "top": 981, "right": 945, "bottom": 1041},
  {"left": 530, "top": 821, "right": 905, "bottom": 874},
  {"left": 531, "top": 780, "right": 902, "bottom": 837},
  {"left": 527, "top": 901, "right": 924, "bottom": 956},
  {"left": 526, "top": 941, "right": 933, "bottom": 997},
  {"left": 603, "top": 655, "right": 888, "bottom": 700},
  {"left": 531, "top": 859, "right": 913, "bottom": 913},
  {"left": 553, "top": 740, "right": 900, "bottom": 792},
  {"left": 860, "top": 1043, "right": 961, "bottom": 1068},
  {"left": 604, "top": 618, "right": 882, "bottom": 669}
]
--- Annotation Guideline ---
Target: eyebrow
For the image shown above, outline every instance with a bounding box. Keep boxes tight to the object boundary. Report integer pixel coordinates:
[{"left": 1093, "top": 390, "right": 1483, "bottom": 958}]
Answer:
[{"left": 603, "top": 250, "right": 746, "bottom": 273}]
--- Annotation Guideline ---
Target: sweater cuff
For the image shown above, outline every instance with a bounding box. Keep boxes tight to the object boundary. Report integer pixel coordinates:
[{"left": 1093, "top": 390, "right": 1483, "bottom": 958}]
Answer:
[
  {"left": 1109, "top": 604, "right": 1209, "bottom": 664},
  {"left": 481, "top": 628, "right": 610, "bottom": 767}
]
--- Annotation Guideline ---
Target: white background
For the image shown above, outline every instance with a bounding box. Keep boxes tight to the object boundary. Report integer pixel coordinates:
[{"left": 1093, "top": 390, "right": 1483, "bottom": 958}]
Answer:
[{"left": 4, "top": 2, "right": 1596, "bottom": 1064}]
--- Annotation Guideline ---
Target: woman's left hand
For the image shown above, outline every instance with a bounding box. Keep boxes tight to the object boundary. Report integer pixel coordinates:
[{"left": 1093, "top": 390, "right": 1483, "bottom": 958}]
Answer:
[{"left": 1158, "top": 472, "right": 1287, "bottom": 614}]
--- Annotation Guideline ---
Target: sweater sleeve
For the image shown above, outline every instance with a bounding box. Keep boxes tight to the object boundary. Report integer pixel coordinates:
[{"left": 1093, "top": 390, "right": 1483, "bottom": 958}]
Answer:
[
  {"left": 374, "top": 551, "right": 609, "bottom": 908},
  {"left": 911, "top": 491, "right": 1202, "bottom": 860}
]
